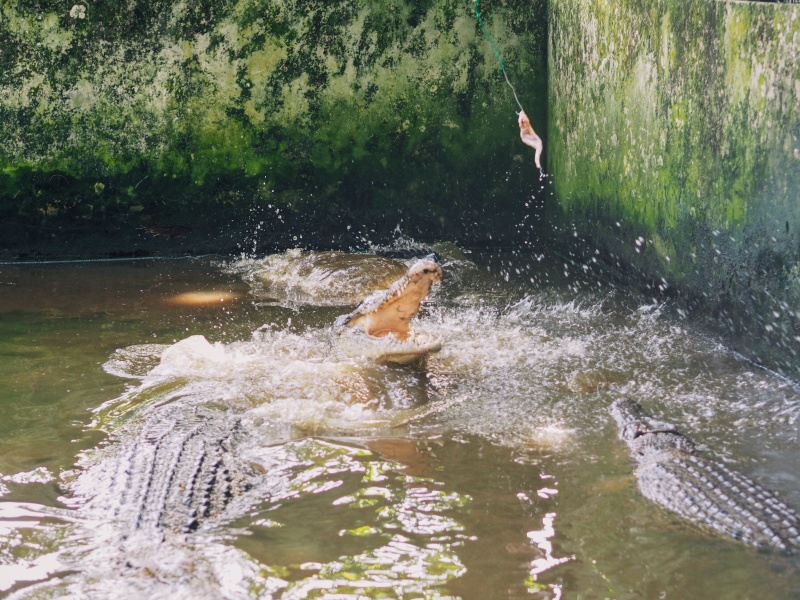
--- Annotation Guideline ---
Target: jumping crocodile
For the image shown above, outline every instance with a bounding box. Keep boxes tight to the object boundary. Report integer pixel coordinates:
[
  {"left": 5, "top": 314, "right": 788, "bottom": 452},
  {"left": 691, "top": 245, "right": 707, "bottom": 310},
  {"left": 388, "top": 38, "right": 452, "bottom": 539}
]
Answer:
[
  {"left": 610, "top": 398, "right": 800, "bottom": 552},
  {"left": 333, "top": 255, "right": 443, "bottom": 364},
  {"left": 70, "top": 256, "right": 444, "bottom": 540}
]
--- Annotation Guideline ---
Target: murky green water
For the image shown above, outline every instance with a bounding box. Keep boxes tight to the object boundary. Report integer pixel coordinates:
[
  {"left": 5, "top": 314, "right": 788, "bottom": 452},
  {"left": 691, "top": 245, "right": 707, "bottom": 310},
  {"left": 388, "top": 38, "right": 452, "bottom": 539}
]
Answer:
[{"left": 0, "top": 248, "right": 798, "bottom": 599}]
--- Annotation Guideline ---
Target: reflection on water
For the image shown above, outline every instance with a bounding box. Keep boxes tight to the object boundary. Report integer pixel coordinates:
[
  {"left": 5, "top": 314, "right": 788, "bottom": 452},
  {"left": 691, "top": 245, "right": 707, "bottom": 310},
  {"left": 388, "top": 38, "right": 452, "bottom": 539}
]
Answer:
[
  {"left": 0, "top": 491, "right": 64, "bottom": 589},
  {"left": 0, "top": 248, "right": 798, "bottom": 598},
  {"left": 166, "top": 291, "right": 242, "bottom": 306}
]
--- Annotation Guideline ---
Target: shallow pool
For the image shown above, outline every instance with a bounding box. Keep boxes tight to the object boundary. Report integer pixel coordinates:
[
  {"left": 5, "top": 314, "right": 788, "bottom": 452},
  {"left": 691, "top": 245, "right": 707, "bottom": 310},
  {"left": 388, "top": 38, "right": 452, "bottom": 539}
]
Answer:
[{"left": 0, "top": 247, "right": 798, "bottom": 598}]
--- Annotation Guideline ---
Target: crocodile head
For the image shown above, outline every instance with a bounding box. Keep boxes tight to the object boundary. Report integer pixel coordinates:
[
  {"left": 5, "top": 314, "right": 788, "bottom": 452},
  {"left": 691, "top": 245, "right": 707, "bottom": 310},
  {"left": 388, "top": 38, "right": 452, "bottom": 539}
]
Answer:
[
  {"left": 610, "top": 398, "right": 668, "bottom": 442},
  {"left": 610, "top": 398, "right": 695, "bottom": 456},
  {"left": 333, "top": 255, "right": 442, "bottom": 364}
]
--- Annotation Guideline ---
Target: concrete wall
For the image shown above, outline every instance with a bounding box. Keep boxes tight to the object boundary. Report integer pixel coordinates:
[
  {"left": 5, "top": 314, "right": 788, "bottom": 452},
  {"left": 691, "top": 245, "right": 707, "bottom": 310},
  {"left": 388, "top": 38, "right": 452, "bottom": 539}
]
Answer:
[
  {"left": 0, "top": 0, "right": 547, "bottom": 249},
  {"left": 548, "top": 0, "right": 800, "bottom": 376}
]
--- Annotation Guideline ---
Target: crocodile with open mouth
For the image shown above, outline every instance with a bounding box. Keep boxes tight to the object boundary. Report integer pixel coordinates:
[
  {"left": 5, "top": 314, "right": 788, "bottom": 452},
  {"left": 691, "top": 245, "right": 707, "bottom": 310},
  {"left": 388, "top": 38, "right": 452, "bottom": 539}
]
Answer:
[
  {"left": 71, "top": 257, "right": 444, "bottom": 540},
  {"left": 332, "top": 254, "right": 443, "bottom": 364},
  {"left": 610, "top": 398, "right": 800, "bottom": 552}
]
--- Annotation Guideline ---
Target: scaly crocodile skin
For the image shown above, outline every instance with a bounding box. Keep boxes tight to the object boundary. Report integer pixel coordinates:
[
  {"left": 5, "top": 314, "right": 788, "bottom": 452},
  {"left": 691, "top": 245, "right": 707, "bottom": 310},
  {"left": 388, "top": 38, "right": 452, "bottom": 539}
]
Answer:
[
  {"left": 610, "top": 398, "right": 800, "bottom": 552},
  {"left": 73, "top": 404, "right": 255, "bottom": 535}
]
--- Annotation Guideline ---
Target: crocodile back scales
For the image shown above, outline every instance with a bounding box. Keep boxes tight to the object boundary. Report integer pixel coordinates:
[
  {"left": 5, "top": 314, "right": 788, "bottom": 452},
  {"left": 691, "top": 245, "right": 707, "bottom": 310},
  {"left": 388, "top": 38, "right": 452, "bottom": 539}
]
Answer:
[
  {"left": 611, "top": 398, "right": 800, "bottom": 552},
  {"left": 74, "top": 403, "right": 255, "bottom": 535}
]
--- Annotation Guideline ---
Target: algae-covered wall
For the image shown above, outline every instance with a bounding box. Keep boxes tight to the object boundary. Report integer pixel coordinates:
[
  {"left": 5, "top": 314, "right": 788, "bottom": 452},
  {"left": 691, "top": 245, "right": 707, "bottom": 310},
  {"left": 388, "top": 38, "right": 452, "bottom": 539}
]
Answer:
[
  {"left": 548, "top": 0, "right": 800, "bottom": 376},
  {"left": 0, "top": 0, "right": 546, "bottom": 249}
]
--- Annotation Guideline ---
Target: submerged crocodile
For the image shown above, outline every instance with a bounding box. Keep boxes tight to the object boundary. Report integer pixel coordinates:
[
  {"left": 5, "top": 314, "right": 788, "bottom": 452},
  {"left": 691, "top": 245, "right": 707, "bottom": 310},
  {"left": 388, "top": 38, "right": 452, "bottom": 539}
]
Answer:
[
  {"left": 333, "top": 255, "right": 443, "bottom": 364},
  {"left": 610, "top": 398, "right": 800, "bottom": 552},
  {"left": 72, "top": 403, "right": 259, "bottom": 537}
]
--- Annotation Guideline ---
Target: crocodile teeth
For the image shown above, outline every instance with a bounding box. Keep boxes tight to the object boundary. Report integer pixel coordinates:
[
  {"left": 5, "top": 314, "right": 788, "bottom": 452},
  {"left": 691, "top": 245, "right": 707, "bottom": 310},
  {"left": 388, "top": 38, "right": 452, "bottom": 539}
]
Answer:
[{"left": 333, "top": 257, "right": 443, "bottom": 363}]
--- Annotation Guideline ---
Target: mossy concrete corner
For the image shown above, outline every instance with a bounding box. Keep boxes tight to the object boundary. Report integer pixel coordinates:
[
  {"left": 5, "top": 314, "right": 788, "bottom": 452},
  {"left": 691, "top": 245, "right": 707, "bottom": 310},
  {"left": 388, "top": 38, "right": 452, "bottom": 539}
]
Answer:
[
  {"left": 548, "top": 0, "right": 800, "bottom": 376},
  {"left": 0, "top": 0, "right": 547, "bottom": 252}
]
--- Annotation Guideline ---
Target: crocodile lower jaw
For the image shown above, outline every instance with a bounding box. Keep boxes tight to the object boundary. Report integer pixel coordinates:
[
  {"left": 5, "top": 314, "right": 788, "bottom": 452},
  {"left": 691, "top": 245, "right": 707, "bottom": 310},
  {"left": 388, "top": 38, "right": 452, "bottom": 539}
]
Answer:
[{"left": 335, "top": 329, "right": 442, "bottom": 364}]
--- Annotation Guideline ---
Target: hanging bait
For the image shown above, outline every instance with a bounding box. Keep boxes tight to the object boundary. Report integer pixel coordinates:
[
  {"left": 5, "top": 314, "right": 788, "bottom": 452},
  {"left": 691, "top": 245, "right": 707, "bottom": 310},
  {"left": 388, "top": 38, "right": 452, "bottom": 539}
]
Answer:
[
  {"left": 517, "top": 109, "right": 542, "bottom": 170},
  {"left": 474, "top": 0, "right": 543, "bottom": 170}
]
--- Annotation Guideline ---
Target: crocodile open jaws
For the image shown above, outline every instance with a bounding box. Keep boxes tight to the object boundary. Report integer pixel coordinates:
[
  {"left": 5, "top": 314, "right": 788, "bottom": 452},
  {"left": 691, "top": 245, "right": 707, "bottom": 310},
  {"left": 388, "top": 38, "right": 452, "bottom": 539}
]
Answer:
[
  {"left": 333, "top": 255, "right": 442, "bottom": 364},
  {"left": 610, "top": 398, "right": 800, "bottom": 552}
]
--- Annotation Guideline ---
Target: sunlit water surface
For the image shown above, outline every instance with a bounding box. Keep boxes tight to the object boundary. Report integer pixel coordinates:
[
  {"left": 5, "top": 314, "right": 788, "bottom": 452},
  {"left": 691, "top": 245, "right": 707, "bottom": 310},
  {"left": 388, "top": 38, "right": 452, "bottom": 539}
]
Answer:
[{"left": 0, "top": 248, "right": 798, "bottom": 599}]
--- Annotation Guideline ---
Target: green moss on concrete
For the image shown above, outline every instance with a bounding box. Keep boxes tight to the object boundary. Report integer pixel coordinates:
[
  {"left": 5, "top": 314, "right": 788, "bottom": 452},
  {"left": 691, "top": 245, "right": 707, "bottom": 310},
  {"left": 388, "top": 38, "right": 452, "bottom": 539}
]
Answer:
[
  {"left": 0, "top": 0, "right": 547, "bottom": 245},
  {"left": 549, "top": 0, "right": 800, "bottom": 376}
]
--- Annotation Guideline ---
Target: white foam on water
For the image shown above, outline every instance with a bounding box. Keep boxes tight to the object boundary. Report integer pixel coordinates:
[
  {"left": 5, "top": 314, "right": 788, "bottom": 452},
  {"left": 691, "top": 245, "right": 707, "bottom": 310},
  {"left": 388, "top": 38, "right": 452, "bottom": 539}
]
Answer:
[
  {"left": 99, "top": 271, "right": 800, "bottom": 461},
  {"left": 103, "top": 344, "right": 169, "bottom": 379},
  {"left": 223, "top": 249, "right": 410, "bottom": 307},
  {"left": 100, "top": 327, "right": 442, "bottom": 437}
]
